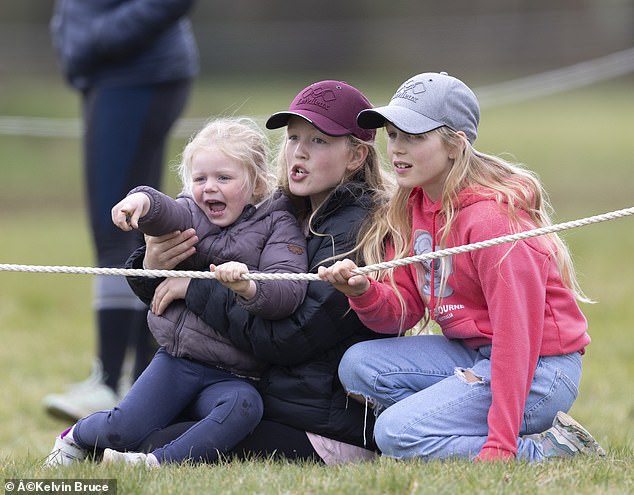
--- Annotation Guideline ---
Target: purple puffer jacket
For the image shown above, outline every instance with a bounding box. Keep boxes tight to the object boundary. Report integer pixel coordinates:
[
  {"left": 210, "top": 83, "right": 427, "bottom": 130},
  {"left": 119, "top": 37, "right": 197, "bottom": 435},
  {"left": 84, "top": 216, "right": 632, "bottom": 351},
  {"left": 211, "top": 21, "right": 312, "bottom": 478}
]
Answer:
[{"left": 131, "top": 185, "right": 308, "bottom": 378}]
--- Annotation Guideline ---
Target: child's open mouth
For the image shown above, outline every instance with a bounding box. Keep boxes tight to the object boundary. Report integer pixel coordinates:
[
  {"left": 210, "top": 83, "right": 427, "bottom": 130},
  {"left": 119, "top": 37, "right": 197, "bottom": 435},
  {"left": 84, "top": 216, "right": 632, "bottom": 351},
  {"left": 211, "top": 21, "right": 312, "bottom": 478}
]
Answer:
[{"left": 206, "top": 200, "right": 226, "bottom": 217}]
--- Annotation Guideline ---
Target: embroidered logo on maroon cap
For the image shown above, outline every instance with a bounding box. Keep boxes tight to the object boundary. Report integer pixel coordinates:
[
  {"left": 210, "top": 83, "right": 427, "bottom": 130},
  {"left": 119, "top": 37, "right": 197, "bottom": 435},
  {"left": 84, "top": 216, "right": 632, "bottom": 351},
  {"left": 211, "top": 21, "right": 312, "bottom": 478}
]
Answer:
[
  {"left": 265, "top": 80, "right": 376, "bottom": 142},
  {"left": 297, "top": 86, "right": 337, "bottom": 110}
]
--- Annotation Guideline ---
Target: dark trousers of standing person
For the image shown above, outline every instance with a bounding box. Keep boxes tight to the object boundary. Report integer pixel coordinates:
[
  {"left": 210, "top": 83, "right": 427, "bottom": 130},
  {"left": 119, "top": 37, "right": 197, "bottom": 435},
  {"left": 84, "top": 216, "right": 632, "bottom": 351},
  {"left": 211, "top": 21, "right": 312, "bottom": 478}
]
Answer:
[{"left": 84, "top": 79, "right": 192, "bottom": 392}]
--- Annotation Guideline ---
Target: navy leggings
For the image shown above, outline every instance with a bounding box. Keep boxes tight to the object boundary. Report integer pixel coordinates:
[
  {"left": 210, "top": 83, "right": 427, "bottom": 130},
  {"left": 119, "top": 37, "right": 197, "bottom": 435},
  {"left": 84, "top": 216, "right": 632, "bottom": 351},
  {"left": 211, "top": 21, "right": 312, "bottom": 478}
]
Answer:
[
  {"left": 83, "top": 79, "right": 191, "bottom": 267},
  {"left": 73, "top": 348, "right": 264, "bottom": 464},
  {"left": 82, "top": 79, "right": 191, "bottom": 389}
]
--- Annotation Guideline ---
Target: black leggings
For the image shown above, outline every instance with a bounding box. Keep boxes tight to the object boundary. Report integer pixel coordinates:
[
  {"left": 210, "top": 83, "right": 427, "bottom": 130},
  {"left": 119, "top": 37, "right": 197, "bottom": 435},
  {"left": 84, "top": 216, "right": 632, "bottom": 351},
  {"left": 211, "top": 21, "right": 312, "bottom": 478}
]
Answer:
[{"left": 137, "top": 419, "right": 323, "bottom": 463}]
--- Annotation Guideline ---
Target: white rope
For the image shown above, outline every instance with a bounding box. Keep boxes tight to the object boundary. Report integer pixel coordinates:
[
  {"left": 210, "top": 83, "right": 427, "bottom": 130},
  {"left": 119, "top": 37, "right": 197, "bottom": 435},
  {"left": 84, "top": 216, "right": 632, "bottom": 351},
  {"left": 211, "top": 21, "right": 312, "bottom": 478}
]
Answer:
[
  {"left": 2, "top": 47, "right": 634, "bottom": 138},
  {"left": 1, "top": 206, "right": 633, "bottom": 281},
  {"left": 351, "top": 206, "right": 634, "bottom": 276},
  {"left": 475, "top": 46, "right": 634, "bottom": 107}
]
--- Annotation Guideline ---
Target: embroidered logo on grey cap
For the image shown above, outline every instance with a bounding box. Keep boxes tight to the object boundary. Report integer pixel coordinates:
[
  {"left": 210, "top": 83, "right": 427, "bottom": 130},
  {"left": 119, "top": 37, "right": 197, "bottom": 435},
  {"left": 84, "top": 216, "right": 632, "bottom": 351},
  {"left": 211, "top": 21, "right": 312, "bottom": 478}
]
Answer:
[
  {"left": 392, "top": 79, "right": 427, "bottom": 103},
  {"left": 357, "top": 72, "right": 480, "bottom": 144}
]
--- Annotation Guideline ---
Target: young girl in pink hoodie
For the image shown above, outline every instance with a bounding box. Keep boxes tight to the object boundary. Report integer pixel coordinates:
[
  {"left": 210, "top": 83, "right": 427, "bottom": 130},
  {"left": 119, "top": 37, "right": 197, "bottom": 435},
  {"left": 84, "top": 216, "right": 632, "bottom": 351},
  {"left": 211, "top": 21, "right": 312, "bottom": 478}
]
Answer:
[{"left": 319, "top": 72, "right": 605, "bottom": 462}]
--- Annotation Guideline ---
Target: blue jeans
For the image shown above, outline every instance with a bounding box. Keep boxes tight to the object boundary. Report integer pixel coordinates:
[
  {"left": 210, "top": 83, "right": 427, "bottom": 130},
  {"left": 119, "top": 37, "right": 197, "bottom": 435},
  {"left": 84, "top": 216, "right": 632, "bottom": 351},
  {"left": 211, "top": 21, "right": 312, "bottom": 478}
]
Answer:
[
  {"left": 73, "top": 348, "right": 263, "bottom": 463},
  {"left": 338, "top": 335, "right": 581, "bottom": 461}
]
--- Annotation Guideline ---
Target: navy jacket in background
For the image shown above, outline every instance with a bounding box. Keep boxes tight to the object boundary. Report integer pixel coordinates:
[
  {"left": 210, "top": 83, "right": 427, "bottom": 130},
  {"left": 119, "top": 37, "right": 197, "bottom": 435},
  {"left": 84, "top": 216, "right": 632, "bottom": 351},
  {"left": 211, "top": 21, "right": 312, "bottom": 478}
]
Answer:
[{"left": 50, "top": 0, "right": 198, "bottom": 90}]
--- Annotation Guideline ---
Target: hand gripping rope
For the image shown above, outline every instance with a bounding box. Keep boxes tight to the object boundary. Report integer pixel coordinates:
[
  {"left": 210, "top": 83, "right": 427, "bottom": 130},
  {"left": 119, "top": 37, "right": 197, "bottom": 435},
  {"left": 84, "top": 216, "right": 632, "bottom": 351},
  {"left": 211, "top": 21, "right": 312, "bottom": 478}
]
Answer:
[{"left": 1, "top": 206, "right": 633, "bottom": 281}]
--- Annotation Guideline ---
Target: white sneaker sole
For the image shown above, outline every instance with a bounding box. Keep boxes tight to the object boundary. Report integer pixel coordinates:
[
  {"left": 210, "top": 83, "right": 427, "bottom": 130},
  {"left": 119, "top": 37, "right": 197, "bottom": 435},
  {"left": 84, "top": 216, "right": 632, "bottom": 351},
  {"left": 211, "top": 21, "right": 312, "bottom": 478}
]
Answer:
[{"left": 553, "top": 411, "right": 606, "bottom": 456}]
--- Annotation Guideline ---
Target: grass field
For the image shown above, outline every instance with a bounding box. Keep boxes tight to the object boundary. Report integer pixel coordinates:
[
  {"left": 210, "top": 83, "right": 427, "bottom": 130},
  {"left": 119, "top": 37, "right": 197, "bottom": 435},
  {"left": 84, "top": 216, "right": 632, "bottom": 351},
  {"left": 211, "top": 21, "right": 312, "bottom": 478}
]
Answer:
[{"left": 1, "top": 74, "right": 633, "bottom": 494}]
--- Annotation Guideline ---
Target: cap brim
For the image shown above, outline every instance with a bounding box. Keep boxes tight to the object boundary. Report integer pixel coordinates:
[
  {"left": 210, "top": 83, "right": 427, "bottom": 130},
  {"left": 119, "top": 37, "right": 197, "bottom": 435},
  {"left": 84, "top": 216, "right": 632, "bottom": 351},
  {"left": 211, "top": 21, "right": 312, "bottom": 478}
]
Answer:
[
  {"left": 265, "top": 111, "right": 293, "bottom": 130},
  {"left": 358, "top": 106, "right": 443, "bottom": 135},
  {"left": 265, "top": 110, "right": 350, "bottom": 137}
]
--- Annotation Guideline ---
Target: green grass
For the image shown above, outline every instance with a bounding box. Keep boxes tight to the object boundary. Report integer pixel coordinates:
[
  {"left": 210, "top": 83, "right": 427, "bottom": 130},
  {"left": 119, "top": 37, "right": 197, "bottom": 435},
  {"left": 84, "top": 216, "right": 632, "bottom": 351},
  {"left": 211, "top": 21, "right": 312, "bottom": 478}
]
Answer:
[
  {"left": 1, "top": 75, "right": 633, "bottom": 493},
  {"left": 1, "top": 454, "right": 632, "bottom": 495}
]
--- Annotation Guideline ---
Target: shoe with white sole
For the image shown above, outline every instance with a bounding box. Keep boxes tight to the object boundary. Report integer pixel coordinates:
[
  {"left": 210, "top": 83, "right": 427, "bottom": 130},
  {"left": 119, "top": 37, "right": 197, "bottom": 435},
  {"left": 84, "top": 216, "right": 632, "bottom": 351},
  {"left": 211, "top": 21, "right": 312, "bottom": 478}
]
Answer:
[
  {"left": 536, "top": 411, "right": 606, "bottom": 458},
  {"left": 43, "top": 428, "right": 88, "bottom": 468},
  {"left": 102, "top": 448, "right": 160, "bottom": 468},
  {"left": 43, "top": 361, "right": 119, "bottom": 421}
]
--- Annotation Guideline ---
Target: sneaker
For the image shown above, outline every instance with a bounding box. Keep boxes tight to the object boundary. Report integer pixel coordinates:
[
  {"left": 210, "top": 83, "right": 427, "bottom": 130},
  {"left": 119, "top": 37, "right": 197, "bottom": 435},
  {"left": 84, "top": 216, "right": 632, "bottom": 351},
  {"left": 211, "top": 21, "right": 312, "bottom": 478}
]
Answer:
[
  {"left": 538, "top": 411, "right": 606, "bottom": 458},
  {"left": 43, "top": 428, "right": 88, "bottom": 468},
  {"left": 102, "top": 448, "right": 159, "bottom": 468},
  {"left": 44, "top": 361, "right": 119, "bottom": 421}
]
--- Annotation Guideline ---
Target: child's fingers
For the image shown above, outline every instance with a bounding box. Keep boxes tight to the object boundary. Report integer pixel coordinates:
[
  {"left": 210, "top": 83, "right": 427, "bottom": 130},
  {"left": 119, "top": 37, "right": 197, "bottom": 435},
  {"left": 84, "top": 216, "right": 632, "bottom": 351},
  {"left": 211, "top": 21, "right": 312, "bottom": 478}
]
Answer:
[
  {"left": 328, "top": 259, "right": 359, "bottom": 283},
  {"left": 215, "top": 262, "right": 248, "bottom": 282},
  {"left": 128, "top": 210, "right": 142, "bottom": 229},
  {"left": 112, "top": 209, "right": 133, "bottom": 231}
]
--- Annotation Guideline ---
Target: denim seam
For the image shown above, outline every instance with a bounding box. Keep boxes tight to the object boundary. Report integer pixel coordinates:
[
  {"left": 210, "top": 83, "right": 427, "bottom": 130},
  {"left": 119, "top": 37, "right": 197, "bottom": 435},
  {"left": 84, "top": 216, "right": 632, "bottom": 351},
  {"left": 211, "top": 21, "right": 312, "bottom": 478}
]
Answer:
[{"left": 397, "top": 380, "right": 491, "bottom": 435}]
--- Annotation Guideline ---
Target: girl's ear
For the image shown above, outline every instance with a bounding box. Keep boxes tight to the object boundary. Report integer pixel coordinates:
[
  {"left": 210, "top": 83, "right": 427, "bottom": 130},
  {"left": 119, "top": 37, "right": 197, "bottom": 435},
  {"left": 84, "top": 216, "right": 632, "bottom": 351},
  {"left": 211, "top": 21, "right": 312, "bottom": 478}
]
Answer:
[
  {"left": 346, "top": 143, "right": 369, "bottom": 172},
  {"left": 252, "top": 177, "right": 268, "bottom": 200},
  {"left": 448, "top": 131, "right": 468, "bottom": 160}
]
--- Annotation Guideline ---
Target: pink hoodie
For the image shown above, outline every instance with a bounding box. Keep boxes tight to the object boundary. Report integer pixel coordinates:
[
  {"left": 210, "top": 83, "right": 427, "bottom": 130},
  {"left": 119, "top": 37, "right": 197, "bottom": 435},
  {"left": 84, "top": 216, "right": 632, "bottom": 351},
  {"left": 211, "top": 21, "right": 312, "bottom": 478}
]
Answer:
[{"left": 349, "top": 186, "right": 590, "bottom": 460}]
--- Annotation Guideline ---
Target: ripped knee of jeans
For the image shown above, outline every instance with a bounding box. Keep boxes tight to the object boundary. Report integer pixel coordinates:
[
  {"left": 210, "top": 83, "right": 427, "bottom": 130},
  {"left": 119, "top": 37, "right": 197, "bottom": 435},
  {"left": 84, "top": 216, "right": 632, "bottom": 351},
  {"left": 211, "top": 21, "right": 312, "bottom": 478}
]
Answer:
[
  {"left": 454, "top": 367, "right": 484, "bottom": 385},
  {"left": 345, "top": 392, "right": 382, "bottom": 448},
  {"left": 345, "top": 392, "right": 382, "bottom": 414}
]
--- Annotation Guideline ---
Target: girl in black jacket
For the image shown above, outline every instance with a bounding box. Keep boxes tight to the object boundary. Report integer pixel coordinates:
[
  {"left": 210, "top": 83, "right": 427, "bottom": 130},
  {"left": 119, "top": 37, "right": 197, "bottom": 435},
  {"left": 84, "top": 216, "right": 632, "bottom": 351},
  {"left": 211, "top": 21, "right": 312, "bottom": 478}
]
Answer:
[{"left": 127, "top": 80, "right": 391, "bottom": 464}]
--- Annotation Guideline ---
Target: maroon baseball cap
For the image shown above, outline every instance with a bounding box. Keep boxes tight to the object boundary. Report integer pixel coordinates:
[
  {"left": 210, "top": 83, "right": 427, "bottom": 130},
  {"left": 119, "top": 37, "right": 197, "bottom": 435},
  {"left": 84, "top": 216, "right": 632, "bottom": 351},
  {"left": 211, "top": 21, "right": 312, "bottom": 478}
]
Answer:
[{"left": 266, "top": 80, "right": 376, "bottom": 142}]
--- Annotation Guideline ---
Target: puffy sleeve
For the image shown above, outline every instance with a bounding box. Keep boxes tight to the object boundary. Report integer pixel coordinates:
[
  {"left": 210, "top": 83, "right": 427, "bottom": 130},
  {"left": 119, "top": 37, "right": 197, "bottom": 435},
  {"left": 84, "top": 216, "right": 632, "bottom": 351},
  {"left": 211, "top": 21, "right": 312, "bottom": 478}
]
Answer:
[
  {"left": 236, "top": 210, "right": 308, "bottom": 320},
  {"left": 186, "top": 202, "right": 375, "bottom": 365},
  {"left": 133, "top": 186, "right": 195, "bottom": 236}
]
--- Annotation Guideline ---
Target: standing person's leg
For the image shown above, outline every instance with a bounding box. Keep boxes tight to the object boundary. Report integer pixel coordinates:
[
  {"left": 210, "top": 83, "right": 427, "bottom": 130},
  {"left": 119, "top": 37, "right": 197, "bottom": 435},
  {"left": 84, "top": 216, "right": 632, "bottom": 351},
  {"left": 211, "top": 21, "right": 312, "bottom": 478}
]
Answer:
[
  {"left": 43, "top": 80, "right": 192, "bottom": 420},
  {"left": 150, "top": 372, "right": 263, "bottom": 464},
  {"left": 89, "top": 80, "right": 193, "bottom": 391}
]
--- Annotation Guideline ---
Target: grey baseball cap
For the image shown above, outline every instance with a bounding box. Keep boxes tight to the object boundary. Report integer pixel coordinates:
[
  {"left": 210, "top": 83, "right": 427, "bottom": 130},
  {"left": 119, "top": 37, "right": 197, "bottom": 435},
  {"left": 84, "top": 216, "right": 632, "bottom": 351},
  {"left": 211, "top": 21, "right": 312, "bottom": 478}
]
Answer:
[{"left": 357, "top": 72, "right": 480, "bottom": 143}]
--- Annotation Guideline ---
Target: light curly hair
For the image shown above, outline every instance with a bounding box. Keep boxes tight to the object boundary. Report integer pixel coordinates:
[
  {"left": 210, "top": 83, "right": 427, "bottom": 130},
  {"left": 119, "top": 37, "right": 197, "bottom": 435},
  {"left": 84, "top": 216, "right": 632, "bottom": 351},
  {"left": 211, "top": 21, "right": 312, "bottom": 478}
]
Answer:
[{"left": 177, "top": 117, "right": 275, "bottom": 202}]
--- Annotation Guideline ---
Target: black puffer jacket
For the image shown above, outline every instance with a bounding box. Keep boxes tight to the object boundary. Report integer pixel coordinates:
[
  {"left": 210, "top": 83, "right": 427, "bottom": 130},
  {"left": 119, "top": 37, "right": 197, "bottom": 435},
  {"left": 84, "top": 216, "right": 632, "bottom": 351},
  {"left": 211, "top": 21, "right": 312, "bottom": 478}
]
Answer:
[
  {"left": 127, "top": 181, "right": 383, "bottom": 448},
  {"left": 185, "top": 181, "right": 383, "bottom": 449}
]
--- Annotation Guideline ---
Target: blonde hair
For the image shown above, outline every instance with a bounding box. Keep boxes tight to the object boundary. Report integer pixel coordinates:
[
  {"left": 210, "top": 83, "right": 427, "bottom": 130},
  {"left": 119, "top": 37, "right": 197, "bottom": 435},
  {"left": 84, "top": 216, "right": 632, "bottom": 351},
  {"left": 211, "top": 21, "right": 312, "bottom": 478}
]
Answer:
[
  {"left": 356, "top": 126, "right": 591, "bottom": 332},
  {"left": 177, "top": 117, "right": 274, "bottom": 202},
  {"left": 273, "top": 131, "right": 392, "bottom": 237}
]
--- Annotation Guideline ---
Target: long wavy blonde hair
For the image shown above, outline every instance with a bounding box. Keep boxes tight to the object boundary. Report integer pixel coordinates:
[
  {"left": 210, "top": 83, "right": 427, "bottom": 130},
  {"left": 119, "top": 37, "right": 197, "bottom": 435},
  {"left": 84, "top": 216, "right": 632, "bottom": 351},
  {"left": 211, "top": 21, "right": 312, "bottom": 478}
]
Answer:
[{"left": 354, "top": 126, "right": 591, "bottom": 332}]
